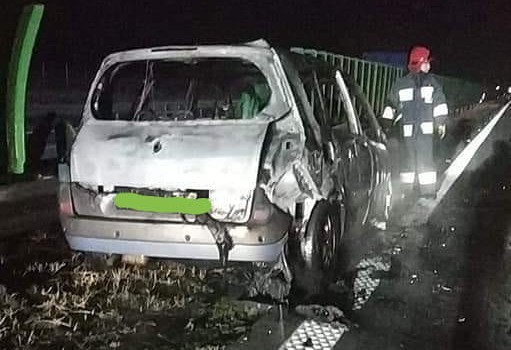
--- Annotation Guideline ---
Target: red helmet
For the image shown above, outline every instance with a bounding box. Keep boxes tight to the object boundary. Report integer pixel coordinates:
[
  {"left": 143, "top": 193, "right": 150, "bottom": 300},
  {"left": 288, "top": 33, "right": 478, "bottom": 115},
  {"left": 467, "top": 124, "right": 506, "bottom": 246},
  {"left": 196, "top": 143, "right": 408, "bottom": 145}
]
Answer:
[{"left": 408, "top": 46, "right": 431, "bottom": 73}]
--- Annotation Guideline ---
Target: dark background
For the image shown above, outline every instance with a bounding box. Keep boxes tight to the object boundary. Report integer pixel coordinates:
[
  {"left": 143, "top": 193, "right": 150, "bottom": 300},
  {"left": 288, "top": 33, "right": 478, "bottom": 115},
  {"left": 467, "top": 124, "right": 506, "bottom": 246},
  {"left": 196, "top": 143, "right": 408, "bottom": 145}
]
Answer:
[{"left": 2, "top": 0, "right": 511, "bottom": 87}]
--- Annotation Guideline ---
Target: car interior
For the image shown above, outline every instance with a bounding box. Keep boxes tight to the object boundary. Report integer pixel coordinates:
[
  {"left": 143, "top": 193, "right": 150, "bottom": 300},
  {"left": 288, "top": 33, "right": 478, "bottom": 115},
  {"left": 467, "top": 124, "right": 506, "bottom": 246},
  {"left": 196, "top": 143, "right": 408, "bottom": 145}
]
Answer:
[{"left": 92, "top": 58, "right": 272, "bottom": 121}]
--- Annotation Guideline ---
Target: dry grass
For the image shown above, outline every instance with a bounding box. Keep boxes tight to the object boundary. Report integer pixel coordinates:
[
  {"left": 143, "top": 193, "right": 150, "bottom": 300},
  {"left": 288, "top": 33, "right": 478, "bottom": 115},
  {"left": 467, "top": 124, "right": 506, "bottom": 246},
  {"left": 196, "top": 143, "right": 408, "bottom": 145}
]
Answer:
[{"left": 0, "top": 229, "right": 260, "bottom": 349}]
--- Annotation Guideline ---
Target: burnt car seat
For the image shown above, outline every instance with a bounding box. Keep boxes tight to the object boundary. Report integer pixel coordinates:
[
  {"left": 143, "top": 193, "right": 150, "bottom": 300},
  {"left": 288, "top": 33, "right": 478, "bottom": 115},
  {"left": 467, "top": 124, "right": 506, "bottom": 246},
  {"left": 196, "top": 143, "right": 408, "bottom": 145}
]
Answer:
[{"left": 238, "top": 83, "right": 270, "bottom": 119}]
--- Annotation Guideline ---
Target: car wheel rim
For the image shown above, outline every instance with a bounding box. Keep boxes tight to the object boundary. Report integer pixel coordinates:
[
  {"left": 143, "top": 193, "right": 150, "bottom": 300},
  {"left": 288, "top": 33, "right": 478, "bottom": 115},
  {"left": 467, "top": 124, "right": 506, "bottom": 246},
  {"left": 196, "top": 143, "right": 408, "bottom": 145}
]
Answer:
[
  {"left": 319, "top": 213, "right": 336, "bottom": 269},
  {"left": 301, "top": 205, "right": 339, "bottom": 271}
]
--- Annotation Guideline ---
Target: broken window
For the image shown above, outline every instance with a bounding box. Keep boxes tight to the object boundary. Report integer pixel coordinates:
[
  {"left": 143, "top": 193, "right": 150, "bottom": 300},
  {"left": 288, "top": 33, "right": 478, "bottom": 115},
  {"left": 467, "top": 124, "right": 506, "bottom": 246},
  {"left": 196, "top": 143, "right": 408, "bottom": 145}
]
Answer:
[
  {"left": 91, "top": 58, "right": 271, "bottom": 121},
  {"left": 316, "top": 76, "right": 350, "bottom": 128},
  {"left": 344, "top": 78, "right": 380, "bottom": 140}
]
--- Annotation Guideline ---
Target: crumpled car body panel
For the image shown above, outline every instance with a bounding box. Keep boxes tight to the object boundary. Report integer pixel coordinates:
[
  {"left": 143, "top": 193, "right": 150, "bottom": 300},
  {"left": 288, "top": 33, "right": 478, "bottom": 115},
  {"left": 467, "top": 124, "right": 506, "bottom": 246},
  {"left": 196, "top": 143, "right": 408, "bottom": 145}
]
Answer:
[{"left": 59, "top": 41, "right": 388, "bottom": 264}]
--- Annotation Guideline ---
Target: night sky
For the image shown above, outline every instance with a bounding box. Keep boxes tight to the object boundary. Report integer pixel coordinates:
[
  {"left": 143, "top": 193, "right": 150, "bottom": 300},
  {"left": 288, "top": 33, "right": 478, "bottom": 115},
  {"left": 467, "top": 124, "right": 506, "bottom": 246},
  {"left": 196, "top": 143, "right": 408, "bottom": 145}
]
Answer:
[{"left": 2, "top": 0, "right": 511, "bottom": 85}]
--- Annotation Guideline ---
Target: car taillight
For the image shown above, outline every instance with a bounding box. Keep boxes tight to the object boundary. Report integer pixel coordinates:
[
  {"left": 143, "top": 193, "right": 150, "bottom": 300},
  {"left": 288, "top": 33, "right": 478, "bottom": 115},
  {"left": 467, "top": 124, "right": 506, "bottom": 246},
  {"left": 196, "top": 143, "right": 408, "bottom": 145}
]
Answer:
[
  {"left": 58, "top": 177, "right": 74, "bottom": 216},
  {"left": 249, "top": 188, "right": 274, "bottom": 225},
  {"left": 59, "top": 199, "right": 73, "bottom": 216}
]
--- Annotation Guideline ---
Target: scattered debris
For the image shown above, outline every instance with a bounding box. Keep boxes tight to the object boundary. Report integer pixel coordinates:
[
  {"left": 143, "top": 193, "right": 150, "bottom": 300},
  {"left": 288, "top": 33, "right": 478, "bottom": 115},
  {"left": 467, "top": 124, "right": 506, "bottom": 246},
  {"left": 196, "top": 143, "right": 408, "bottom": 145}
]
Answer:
[
  {"left": 440, "top": 285, "right": 453, "bottom": 292},
  {"left": 246, "top": 255, "right": 292, "bottom": 302},
  {"left": 370, "top": 219, "right": 387, "bottom": 231},
  {"left": 433, "top": 283, "right": 453, "bottom": 294},
  {"left": 353, "top": 256, "right": 391, "bottom": 310},
  {"left": 391, "top": 246, "right": 403, "bottom": 255},
  {"left": 409, "top": 274, "right": 420, "bottom": 285},
  {"left": 295, "top": 305, "right": 344, "bottom": 325},
  {"left": 302, "top": 337, "right": 313, "bottom": 347}
]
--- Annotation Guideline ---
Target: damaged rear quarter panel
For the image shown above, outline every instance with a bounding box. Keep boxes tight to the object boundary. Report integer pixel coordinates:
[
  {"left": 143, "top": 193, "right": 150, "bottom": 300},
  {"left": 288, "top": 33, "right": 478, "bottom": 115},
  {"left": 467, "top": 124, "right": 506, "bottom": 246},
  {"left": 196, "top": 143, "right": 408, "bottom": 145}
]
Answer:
[{"left": 259, "top": 51, "right": 334, "bottom": 220}]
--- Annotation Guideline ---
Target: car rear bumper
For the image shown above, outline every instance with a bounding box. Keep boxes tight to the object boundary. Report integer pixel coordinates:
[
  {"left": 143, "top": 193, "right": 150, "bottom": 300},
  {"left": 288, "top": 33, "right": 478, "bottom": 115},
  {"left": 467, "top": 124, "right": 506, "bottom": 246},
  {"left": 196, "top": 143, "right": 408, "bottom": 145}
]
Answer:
[{"left": 62, "top": 215, "right": 289, "bottom": 262}]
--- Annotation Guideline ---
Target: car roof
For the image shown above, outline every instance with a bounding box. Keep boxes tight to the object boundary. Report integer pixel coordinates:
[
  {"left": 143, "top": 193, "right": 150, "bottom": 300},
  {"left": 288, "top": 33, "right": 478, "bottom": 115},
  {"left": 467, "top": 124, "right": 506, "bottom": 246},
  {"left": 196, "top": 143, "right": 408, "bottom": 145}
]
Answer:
[{"left": 104, "top": 39, "right": 272, "bottom": 60}]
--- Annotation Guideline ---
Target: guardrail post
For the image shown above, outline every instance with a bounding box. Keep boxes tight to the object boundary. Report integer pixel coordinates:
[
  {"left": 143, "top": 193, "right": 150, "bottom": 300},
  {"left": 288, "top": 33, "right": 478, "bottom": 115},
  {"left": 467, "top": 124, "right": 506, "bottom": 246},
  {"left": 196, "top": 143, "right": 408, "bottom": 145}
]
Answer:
[{"left": 5, "top": 4, "right": 44, "bottom": 174}]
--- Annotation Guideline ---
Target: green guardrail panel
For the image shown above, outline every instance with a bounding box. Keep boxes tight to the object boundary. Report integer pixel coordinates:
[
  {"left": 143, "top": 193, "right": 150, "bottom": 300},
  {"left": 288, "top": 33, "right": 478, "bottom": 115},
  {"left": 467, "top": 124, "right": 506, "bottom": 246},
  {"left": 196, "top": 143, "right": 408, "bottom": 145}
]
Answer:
[
  {"left": 292, "top": 47, "right": 480, "bottom": 116},
  {"left": 5, "top": 4, "right": 44, "bottom": 174}
]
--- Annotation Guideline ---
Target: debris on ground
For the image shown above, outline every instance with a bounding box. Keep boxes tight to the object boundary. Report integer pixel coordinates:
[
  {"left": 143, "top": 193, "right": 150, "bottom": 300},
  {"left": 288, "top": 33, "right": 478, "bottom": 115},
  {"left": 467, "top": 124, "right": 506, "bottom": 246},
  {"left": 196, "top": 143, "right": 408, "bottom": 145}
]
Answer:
[
  {"left": 352, "top": 255, "right": 391, "bottom": 310},
  {"left": 245, "top": 253, "right": 292, "bottom": 302},
  {"left": 295, "top": 304, "right": 344, "bottom": 323},
  {"left": 295, "top": 304, "right": 352, "bottom": 330}
]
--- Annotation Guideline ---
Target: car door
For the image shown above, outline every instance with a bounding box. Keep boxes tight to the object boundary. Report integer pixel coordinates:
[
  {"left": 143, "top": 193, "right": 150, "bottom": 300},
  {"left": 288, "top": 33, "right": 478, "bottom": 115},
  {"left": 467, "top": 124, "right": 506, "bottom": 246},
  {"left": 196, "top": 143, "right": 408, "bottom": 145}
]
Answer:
[
  {"left": 328, "top": 70, "right": 373, "bottom": 217},
  {"left": 345, "top": 74, "right": 390, "bottom": 220},
  {"left": 286, "top": 63, "right": 333, "bottom": 190},
  {"left": 314, "top": 70, "right": 354, "bottom": 195}
]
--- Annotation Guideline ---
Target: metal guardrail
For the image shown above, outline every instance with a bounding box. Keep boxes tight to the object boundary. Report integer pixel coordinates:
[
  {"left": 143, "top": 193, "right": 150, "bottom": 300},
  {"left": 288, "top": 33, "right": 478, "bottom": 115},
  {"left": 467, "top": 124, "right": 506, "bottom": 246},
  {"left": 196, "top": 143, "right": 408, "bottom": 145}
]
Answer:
[{"left": 291, "top": 47, "right": 482, "bottom": 117}]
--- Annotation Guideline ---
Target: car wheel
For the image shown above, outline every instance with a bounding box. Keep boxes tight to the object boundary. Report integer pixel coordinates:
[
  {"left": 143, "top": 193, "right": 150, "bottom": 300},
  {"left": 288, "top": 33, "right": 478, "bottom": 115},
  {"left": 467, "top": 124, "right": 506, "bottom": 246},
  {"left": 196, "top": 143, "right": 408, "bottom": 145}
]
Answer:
[{"left": 291, "top": 200, "right": 343, "bottom": 297}]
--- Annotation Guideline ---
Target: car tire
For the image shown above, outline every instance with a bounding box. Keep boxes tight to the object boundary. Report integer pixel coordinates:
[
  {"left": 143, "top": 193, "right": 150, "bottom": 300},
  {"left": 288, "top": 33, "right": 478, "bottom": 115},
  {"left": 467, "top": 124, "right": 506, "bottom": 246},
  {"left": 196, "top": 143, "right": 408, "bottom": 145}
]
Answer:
[{"left": 290, "top": 200, "right": 343, "bottom": 298}]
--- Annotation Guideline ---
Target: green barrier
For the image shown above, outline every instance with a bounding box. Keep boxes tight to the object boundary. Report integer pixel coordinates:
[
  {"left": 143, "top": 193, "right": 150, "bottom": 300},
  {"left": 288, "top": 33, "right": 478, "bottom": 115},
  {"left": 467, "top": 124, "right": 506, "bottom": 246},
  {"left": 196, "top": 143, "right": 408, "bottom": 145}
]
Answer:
[
  {"left": 5, "top": 4, "right": 44, "bottom": 174},
  {"left": 291, "top": 47, "right": 405, "bottom": 116},
  {"left": 291, "top": 47, "right": 482, "bottom": 116}
]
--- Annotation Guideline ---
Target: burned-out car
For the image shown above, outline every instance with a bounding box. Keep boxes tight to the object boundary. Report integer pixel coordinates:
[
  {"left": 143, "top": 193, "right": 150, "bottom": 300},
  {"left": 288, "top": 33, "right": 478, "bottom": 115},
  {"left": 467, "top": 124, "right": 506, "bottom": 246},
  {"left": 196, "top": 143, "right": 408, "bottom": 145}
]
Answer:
[{"left": 57, "top": 40, "right": 391, "bottom": 295}]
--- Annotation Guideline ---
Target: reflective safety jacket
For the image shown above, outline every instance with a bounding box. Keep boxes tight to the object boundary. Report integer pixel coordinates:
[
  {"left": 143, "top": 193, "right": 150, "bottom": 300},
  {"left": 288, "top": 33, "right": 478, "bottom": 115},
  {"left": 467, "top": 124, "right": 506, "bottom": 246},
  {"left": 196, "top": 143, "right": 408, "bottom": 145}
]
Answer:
[{"left": 383, "top": 72, "right": 448, "bottom": 126}]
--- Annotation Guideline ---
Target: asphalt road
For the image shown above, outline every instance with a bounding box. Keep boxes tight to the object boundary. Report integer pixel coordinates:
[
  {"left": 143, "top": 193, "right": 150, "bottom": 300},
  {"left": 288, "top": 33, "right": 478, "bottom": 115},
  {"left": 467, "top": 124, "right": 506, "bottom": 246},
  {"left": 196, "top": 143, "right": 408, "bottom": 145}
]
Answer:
[{"left": 233, "top": 104, "right": 511, "bottom": 350}]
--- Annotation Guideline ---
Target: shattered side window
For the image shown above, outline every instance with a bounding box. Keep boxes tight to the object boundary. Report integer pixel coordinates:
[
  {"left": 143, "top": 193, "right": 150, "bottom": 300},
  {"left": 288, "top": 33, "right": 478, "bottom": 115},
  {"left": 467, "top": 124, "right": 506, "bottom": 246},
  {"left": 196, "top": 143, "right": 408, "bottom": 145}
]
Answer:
[
  {"left": 300, "top": 70, "right": 326, "bottom": 127},
  {"left": 316, "top": 76, "right": 350, "bottom": 128},
  {"left": 91, "top": 58, "right": 271, "bottom": 121},
  {"left": 344, "top": 77, "right": 380, "bottom": 140}
]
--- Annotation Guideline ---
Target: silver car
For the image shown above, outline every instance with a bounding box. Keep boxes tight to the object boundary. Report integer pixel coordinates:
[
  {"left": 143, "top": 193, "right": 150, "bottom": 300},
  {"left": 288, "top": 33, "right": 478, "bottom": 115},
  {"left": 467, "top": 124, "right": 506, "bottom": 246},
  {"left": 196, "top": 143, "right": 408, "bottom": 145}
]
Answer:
[{"left": 57, "top": 40, "right": 391, "bottom": 296}]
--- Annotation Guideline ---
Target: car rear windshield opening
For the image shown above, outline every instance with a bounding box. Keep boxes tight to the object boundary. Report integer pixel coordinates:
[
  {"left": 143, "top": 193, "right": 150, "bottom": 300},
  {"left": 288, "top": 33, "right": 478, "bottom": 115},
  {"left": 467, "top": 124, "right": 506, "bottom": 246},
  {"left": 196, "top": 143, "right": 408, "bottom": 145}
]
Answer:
[{"left": 91, "top": 58, "right": 272, "bottom": 121}]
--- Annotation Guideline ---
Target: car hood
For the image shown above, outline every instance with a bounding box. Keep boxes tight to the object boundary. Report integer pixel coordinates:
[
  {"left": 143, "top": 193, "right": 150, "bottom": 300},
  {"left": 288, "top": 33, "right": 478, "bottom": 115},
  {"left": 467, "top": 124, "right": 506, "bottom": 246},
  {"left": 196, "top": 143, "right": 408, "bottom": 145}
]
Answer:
[{"left": 70, "top": 120, "right": 270, "bottom": 191}]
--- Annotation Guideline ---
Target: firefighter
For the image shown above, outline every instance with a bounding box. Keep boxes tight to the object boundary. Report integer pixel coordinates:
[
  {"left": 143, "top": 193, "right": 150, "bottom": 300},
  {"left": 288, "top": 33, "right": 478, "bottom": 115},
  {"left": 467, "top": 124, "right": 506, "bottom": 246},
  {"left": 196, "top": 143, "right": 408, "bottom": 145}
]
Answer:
[{"left": 382, "top": 46, "right": 448, "bottom": 197}]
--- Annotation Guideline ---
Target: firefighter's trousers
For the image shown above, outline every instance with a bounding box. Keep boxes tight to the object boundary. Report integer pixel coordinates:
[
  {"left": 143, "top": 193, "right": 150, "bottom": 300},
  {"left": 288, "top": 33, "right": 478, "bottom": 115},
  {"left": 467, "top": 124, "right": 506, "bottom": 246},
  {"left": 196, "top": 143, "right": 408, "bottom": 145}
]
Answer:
[{"left": 399, "top": 121, "right": 437, "bottom": 196}]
